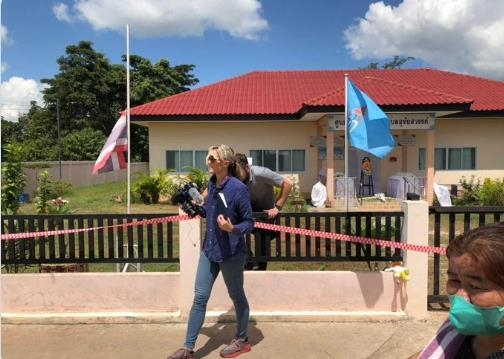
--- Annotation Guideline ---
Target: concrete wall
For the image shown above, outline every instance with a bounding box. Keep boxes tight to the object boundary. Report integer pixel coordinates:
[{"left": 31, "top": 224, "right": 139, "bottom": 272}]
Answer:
[
  {"left": 22, "top": 162, "right": 149, "bottom": 198},
  {"left": 1, "top": 202, "right": 429, "bottom": 323}
]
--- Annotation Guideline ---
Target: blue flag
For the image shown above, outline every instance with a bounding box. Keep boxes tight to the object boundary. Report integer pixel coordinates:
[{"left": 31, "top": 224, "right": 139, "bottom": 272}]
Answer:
[{"left": 347, "top": 79, "right": 396, "bottom": 159}]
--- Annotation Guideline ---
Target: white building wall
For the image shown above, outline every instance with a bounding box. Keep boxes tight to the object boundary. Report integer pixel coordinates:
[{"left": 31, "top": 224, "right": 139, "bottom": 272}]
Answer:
[
  {"left": 146, "top": 116, "right": 504, "bottom": 197},
  {"left": 148, "top": 121, "right": 320, "bottom": 194}
]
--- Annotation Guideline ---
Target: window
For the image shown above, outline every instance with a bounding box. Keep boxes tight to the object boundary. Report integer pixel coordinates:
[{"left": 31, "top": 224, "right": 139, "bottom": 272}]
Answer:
[
  {"left": 166, "top": 150, "right": 208, "bottom": 172},
  {"left": 249, "top": 149, "right": 305, "bottom": 172},
  {"left": 449, "top": 148, "right": 476, "bottom": 170},
  {"left": 419, "top": 147, "right": 475, "bottom": 170}
]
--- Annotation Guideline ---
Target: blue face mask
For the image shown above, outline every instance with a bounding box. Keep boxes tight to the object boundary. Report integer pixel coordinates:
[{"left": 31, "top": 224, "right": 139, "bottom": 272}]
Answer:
[{"left": 449, "top": 295, "right": 504, "bottom": 336}]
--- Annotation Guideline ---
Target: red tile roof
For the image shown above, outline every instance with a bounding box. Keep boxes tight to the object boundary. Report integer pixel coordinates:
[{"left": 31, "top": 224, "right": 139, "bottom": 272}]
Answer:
[{"left": 130, "top": 69, "right": 504, "bottom": 119}]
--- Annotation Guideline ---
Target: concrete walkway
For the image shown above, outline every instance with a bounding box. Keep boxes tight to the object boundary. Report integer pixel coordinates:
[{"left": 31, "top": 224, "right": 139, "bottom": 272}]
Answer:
[{"left": 1, "top": 312, "right": 447, "bottom": 359}]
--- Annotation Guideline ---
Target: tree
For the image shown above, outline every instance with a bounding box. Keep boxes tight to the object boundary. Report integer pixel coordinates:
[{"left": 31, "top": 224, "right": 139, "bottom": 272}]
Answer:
[
  {"left": 128, "top": 55, "right": 198, "bottom": 104},
  {"left": 60, "top": 128, "right": 106, "bottom": 160},
  {"left": 34, "top": 41, "right": 199, "bottom": 162},
  {"left": 363, "top": 55, "right": 415, "bottom": 69},
  {"left": 1, "top": 118, "right": 25, "bottom": 160},
  {"left": 42, "top": 41, "right": 124, "bottom": 135},
  {"left": 1, "top": 41, "right": 199, "bottom": 162},
  {"left": 126, "top": 55, "right": 199, "bottom": 161}
]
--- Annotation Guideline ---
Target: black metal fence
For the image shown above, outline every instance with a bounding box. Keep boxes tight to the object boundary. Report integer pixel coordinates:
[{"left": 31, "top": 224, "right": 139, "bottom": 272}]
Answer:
[
  {"left": 1, "top": 214, "right": 179, "bottom": 268},
  {"left": 4, "top": 207, "right": 504, "bottom": 305},
  {"left": 250, "top": 211, "right": 403, "bottom": 265},
  {"left": 1, "top": 211, "right": 404, "bottom": 269}
]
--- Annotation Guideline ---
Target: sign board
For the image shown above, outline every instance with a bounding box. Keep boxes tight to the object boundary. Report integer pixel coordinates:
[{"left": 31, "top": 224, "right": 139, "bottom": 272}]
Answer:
[
  {"left": 397, "top": 135, "right": 416, "bottom": 146},
  {"left": 309, "top": 136, "right": 326, "bottom": 147},
  {"left": 389, "top": 113, "right": 435, "bottom": 130},
  {"left": 328, "top": 113, "right": 436, "bottom": 131},
  {"left": 310, "top": 135, "right": 344, "bottom": 147},
  {"left": 328, "top": 115, "right": 345, "bottom": 131}
]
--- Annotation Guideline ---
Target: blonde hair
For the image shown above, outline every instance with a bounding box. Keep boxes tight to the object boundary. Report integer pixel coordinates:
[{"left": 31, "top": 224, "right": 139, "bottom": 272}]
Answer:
[
  {"left": 206, "top": 145, "right": 246, "bottom": 179},
  {"left": 206, "top": 144, "right": 233, "bottom": 162}
]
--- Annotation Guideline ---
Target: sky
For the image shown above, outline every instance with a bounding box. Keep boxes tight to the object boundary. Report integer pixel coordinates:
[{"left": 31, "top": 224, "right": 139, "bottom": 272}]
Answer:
[{"left": 1, "top": 0, "right": 504, "bottom": 122}]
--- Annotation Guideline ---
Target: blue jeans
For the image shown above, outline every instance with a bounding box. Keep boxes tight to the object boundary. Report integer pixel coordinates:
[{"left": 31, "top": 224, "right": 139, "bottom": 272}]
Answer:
[{"left": 184, "top": 250, "right": 249, "bottom": 350}]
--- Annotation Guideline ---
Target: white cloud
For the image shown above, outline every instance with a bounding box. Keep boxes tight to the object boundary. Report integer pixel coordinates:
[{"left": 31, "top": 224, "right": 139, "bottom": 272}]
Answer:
[
  {"left": 53, "top": 3, "right": 74, "bottom": 23},
  {"left": 1, "top": 24, "right": 11, "bottom": 44},
  {"left": 343, "top": 0, "right": 504, "bottom": 80},
  {"left": 0, "top": 77, "right": 47, "bottom": 122},
  {"left": 54, "top": 0, "right": 269, "bottom": 40},
  {"left": 1, "top": 25, "right": 13, "bottom": 74}
]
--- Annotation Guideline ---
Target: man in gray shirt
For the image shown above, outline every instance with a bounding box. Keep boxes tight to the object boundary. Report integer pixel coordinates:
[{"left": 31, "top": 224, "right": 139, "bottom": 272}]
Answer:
[{"left": 235, "top": 153, "right": 293, "bottom": 270}]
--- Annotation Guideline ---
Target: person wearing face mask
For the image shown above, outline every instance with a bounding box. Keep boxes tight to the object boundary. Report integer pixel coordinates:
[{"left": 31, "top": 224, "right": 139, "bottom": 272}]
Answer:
[{"left": 409, "top": 222, "right": 504, "bottom": 359}]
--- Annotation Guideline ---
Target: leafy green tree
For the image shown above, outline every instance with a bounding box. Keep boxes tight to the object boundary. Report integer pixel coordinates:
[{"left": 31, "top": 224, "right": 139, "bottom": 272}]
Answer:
[
  {"left": 1, "top": 102, "right": 57, "bottom": 161},
  {"left": 128, "top": 55, "right": 198, "bottom": 103},
  {"left": 42, "top": 41, "right": 124, "bottom": 135},
  {"left": 60, "top": 128, "right": 106, "bottom": 160},
  {"left": 1, "top": 118, "right": 25, "bottom": 158},
  {"left": 126, "top": 55, "right": 199, "bottom": 161},
  {"left": 364, "top": 55, "right": 415, "bottom": 69},
  {"left": 2, "top": 41, "right": 199, "bottom": 162}
]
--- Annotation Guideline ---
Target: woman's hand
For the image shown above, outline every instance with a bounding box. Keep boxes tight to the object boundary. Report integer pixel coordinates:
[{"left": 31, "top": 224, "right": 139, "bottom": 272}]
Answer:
[{"left": 217, "top": 214, "right": 234, "bottom": 232}]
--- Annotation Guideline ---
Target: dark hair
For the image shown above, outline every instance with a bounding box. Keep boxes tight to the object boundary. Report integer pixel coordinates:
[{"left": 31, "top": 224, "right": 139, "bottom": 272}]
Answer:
[
  {"left": 447, "top": 222, "right": 504, "bottom": 288},
  {"left": 235, "top": 153, "right": 249, "bottom": 167}
]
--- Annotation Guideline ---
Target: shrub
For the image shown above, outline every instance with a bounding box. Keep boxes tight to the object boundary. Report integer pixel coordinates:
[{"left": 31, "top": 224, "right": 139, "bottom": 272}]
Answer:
[
  {"left": 283, "top": 175, "right": 308, "bottom": 212},
  {"left": 183, "top": 167, "right": 210, "bottom": 192},
  {"left": 53, "top": 180, "right": 74, "bottom": 197},
  {"left": 1, "top": 144, "right": 27, "bottom": 214},
  {"left": 132, "top": 169, "right": 176, "bottom": 204},
  {"left": 455, "top": 176, "right": 480, "bottom": 206},
  {"left": 35, "top": 171, "right": 54, "bottom": 214},
  {"left": 478, "top": 178, "right": 504, "bottom": 206}
]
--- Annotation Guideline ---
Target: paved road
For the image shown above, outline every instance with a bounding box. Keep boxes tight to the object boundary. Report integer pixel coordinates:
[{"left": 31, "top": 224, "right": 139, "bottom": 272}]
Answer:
[{"left": 1, "top": 312, "right": 447, "bottom": 359}]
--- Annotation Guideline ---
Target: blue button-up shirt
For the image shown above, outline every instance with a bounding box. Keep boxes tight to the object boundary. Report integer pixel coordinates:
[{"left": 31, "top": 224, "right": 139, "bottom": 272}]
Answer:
[{"left": 203, "top": 175, "right": 254, "bottom": 262}]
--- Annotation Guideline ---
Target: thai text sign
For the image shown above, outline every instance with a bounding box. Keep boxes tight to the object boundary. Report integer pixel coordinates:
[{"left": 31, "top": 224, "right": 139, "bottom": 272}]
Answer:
[{"left": 328, "top": 113, "right": 435, "bottom": 131}]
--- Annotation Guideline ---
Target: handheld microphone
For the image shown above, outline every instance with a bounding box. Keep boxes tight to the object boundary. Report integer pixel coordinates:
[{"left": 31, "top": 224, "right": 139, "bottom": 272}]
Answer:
[{"left": 188, "top": 187, "right": 204, "bottom": 205}]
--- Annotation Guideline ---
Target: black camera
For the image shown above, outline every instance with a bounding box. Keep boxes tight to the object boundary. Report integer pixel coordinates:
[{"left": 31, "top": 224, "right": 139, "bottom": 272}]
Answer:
[{"left": 171, "top": 183, "right": 206, "bottom": 218}]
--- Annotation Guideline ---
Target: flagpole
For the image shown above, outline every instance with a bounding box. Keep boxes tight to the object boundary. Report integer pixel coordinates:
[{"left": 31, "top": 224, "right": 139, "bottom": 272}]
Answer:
[
  {"left": 344, "top": 74, "right": 349, "bottom": 212},
  {"left": 126, "top": 24, "right": 131, "bottom": 214}
]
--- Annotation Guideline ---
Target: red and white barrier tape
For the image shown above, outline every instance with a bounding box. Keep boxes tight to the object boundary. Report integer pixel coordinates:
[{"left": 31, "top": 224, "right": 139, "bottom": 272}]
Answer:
[
  {"left": 1, "top": 215, "right": 446, "bottom": 255},
  {"left": 0, "top": 214, "right": 189, "bottom": 241},
  {"left": 254, "top": 221, "right": 446, "bottom": 255}
]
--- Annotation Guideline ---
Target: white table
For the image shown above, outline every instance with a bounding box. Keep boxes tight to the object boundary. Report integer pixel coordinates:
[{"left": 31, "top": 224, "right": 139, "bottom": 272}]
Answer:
[
  {"left": 387, "top": 173, "right": 425, "bottom": 199},
  {"left": 335, "top": 177, "right": 356, "bottom": 198}
]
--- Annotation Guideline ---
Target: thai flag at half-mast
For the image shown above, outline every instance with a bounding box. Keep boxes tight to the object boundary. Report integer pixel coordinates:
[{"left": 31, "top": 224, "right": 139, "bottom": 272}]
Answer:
[
  {"left": 346, "top": 79, "right": 396, "bottom": 159},
  {"left": 92, "top": 114, "right": 127, "bottom": 174}
]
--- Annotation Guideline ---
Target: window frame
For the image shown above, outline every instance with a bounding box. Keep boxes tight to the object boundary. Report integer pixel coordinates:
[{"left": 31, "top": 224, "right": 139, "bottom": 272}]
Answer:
[
  {"left": 165, "top": 149, "right": 208, "bottom": 172},
  {"left": 419, "top": 147, "right": 476, "bottom": 170},
  {"left": 249, "top": 149, "right": 306, "bottom": 172}
]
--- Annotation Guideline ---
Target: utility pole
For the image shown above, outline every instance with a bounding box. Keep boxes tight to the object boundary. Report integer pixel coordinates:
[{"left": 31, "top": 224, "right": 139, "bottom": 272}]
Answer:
[{"left": 57, "top": 99, "right": 62, "bottom": 180}]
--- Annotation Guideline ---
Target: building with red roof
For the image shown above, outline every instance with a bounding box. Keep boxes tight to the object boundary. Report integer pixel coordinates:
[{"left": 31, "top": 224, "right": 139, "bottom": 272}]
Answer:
[{"left": 130, "top": 68, "right": 504, "bottom": 206}]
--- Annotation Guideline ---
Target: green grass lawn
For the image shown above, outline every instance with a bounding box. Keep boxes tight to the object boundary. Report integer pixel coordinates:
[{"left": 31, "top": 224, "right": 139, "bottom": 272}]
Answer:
[{"left": 19, "top": 181, "right": 180, "bottom": 215}]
